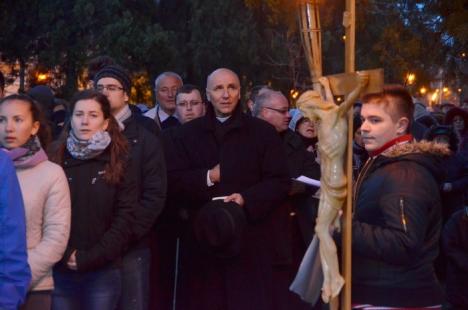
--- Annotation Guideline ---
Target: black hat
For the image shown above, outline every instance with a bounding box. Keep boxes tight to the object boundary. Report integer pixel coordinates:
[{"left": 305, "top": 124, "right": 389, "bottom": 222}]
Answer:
[
  {"left": 94, "top": 65, "right": 131, "bottom": 95},
  {"left": 194, "top": 200, "right": 247, "bottom": 258}
]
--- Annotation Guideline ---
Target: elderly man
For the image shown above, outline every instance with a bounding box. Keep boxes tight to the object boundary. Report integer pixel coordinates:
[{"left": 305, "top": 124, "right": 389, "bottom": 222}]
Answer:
[
  {"left": 254, "top": 89, "right": 320, "bottom": 309},
  {"left": 145, "top": 72, "right": 183, "bottom": 129},
  {"left": 172, "top": 68, "right": 290, "bottom": 310}
]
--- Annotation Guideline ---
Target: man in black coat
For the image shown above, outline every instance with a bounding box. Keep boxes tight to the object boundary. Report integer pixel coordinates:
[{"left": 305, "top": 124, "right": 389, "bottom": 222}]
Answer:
[
  {"left": 172, "top": 68, "right": 290, "bottom": 310},
  {"left": 94, "top": 65, "right": 167, "bottom": 310},
  {"left": 151, "top": 84, "right": 206, "bottom": 310},
  {"left": 254, "top": 89, "right": 320, "bottom": 310}
]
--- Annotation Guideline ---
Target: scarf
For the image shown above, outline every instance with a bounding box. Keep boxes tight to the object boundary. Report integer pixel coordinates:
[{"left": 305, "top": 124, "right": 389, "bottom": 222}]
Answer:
[
  {"left": 2, "top": 136, "right": 48, "bottom": 169},
  {"left": 114, "top": 104, "right": 132, "bottom": 130},
  {"left": 66, "top": 130, "right": 111, "bottom": 160}
]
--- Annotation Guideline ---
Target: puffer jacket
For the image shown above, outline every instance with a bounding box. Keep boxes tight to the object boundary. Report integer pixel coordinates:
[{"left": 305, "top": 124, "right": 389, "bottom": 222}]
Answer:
[{"left": 351, "top": 141, "right": 449, "bottom": 307}]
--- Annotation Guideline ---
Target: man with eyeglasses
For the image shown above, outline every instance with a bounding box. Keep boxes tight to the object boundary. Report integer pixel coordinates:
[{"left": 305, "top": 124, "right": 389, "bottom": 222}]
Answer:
[
  {"left": 94, "top": 65, "right": 167, "bottom": 310},
  {"left": 253, "top": 89, "right": 321, "bottom": 309},
  {"left": 144, "top": 72, "right": 183, "bottom": 130},
  {"left": 174, "top": 84, "right": 206, "bottom": 124},
  {"left": 170, "top": 68, "right": 290, "bottom": 310},
  {"left": 151, "top": 84, "right": 206, "bottom": 310}
]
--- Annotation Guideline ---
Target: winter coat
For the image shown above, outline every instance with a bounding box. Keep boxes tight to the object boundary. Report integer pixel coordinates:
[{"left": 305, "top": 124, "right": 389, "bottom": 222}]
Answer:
[
  {"left": 442, "top": 207, "right": 468, "bottom": 308},
  {"left": 282, "top": 129, "right": 321, "bottom": 247},
  {"left": 16, "top": 160, "right": 70, "bottom": 291},
  {"left": 129, "top": 104, "right": 160, "bottom": 137},
  {"left": 0, "top": 152, "right": 31, "bottom": 310},
  {"left": 440, "top": 152, "right": 468, "bottom": 221},
  {"left": 270, "top": 129, "right": 321, "bottom": 310},
  {"left": 122, "top": 113, "right": 166, "bottom": 247},
  {"left": 172, "top": 105, "right": 290, "bottom": 310},
  {"left": 352, "top": 141, "right": 448, "bottom": 307},
  {"left": 57, "top": 148, "right": 137, "bottom": 272}
]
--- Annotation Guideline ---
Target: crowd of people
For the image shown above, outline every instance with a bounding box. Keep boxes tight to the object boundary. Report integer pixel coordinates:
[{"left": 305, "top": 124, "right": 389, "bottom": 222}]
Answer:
[{"left": 0, "top": 61, "right": 467, "bottom": 310}]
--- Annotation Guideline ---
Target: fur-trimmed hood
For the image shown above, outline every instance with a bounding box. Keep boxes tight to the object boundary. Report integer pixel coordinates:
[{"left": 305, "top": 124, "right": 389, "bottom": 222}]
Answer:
[
  {"left": 375, "top": 140, "right": 450, "bottom": 185},
  {"left": 383, "top": 140, "right": 451, "bottom": 158}
]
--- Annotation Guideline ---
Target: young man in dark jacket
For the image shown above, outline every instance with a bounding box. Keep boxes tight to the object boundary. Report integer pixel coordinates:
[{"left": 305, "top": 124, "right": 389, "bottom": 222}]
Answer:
[
  {"left": 351, "top": 85, "right": 448, "bottom": 308},
  {"left": 94, "top": 65, "right": 167, "bottom": 310}
]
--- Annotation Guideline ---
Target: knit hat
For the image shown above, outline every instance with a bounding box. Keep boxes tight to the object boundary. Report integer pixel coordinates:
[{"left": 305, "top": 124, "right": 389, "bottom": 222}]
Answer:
[
  {"left": 94, "top": 65, "right": 131, "bottom": 95},
  {"left": 289, "top": 108, "right": 305, "bottom": 132}
]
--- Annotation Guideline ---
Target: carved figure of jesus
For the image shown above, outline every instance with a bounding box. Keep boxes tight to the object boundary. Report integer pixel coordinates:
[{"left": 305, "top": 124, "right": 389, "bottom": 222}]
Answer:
[{"left": 296, "top": 73, "right": 368, "bottom": 303}]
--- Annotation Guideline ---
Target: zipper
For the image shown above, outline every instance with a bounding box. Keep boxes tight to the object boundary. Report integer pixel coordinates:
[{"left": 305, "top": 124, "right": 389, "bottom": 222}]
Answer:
[
  {"left": 353, "top": 156, "right": 376, "bottom": 213},
  {"left": 400, "top": 197, "right": 407, "bottom": 233}
]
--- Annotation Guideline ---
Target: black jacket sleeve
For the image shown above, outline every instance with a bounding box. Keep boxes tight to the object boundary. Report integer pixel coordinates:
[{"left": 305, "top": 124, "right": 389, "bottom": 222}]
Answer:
[
  {"left": 241, "top": 127, "right": 290, "bottom": 221},
  {"left": 131, "top": 131, "right": 167, "bottom": 240}
]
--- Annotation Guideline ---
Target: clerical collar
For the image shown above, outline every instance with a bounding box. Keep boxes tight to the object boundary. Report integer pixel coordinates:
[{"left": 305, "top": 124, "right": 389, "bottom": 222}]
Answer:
[
  {"left": 216, "top": 115, "right": 231, "bottom": 123},
  {"left": 368, "top": 134, "right": 413, "bottom": 157}
]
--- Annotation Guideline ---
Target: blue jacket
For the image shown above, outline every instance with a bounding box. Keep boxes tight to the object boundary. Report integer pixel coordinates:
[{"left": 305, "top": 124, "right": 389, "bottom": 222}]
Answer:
[{"left": 0, "top": 151, "right": 31, "bottom": 309}]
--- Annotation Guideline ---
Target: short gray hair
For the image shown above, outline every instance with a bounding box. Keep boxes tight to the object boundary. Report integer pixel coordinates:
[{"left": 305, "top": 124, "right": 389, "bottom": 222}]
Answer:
[
  {"left": 154, "top": 72, "right": 183, "bottom": 90},
  {"left": 252, "top": 90, "right": 283, "bottom": 117}
]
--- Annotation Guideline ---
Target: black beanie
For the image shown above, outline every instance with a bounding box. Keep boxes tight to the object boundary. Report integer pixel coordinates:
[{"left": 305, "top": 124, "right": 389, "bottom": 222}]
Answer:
[{"left": 94, "top": 65, "right": 131, "bottom": 95}]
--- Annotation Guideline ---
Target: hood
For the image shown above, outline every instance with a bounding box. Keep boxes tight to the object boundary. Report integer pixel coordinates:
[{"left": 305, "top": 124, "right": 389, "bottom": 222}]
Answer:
[
  {"left": 378, "top": 140, "right": 450, "bottom": 184},
  {"left": 383, "top": 140, "right": 450, "bottom": 158},
  {"left": 288, "top": 108, "right": 304, "bottom": 132}
]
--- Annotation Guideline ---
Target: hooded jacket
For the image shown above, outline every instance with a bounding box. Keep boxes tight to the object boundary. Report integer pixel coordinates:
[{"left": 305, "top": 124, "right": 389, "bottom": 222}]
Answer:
[{"left": 351, "top": 140, "right": 449, "bottom": 307}]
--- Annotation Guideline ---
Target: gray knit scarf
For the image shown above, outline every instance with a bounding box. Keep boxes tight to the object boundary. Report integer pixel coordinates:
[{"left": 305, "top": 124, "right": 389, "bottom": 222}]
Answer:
[{"left": 66, "top": 130, "right": 111, "bottom": 160}]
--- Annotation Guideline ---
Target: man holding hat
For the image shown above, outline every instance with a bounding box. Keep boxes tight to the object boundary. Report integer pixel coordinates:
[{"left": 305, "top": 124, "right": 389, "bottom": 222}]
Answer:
[
  {"left": 172, "top": 68, "right": 290, "bottom": 310},
  {"left": 94, "top": 65, "right": 167, "bottom": 310}
]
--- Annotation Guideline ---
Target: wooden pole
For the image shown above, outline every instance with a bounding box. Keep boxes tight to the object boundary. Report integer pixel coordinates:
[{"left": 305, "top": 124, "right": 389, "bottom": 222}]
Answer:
[
  {"left": 298, "top": 0, "right": 322, "bottom": 91},
  {"left": 342, "top": 0, "right": 355, "bottom": 309}
]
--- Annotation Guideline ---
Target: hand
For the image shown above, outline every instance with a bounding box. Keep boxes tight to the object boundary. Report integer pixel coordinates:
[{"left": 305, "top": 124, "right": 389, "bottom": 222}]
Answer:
[
  {"left": 67, "top": 250, "right": 77, "bottom": 270},
  {"left": 224, "top": 193, "right": 245, "bottom": 207},
  {"left": 442, "top": 183, "right": 453, "bottom": 192},
  {"left": 209, "top": 164, "right": 220, "bottom": 183},
  {"left": 289, "top": 180, "right": 306, "bottom": 196},
  {"left": 319, "top": 76, "right": 330, "bottom": 89}
]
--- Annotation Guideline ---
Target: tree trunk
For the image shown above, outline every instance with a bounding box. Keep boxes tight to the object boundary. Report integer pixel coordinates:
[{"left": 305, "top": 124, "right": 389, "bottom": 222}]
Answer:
[{"left": 19, "top": 58, "right": 26, "bottom": 93}]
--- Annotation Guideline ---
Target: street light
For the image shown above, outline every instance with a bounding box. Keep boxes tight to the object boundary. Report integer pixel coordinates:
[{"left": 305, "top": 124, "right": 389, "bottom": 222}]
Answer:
[
  {"left": 419, "top": 87, "right": 427, "bottom": 95},
  {"left": 37, "top": 73, "right": 48, "bottom": 82},
  {"left": 405, "top": 73, "right": 416, "bottom": 85}
]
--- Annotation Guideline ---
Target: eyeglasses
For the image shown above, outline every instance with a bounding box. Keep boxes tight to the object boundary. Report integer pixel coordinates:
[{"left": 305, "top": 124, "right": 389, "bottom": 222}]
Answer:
[
  {"left": 263, "top": 107, "right": 289, "bottom": 115},
  {"left": 96, "top": 84, "right": 124, "bottom": 92},
  {"left": 176, "top": 101, "right": 202, "bottom": 108}
]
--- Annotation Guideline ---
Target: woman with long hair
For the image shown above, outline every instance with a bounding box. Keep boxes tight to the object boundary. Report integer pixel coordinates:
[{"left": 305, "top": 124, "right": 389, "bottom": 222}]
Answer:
[
  {"left": 49, "top": 90, "right": 136, "bottom": 310},
  {"left": 0, "top": 94, "right": 71, "bottom": 310}
]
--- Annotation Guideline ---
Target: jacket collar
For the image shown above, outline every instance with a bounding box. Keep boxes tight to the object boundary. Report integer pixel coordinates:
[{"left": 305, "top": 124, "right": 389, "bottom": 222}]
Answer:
[{"left": 368, "top": 134, "right": 413, "bottom": 157}]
